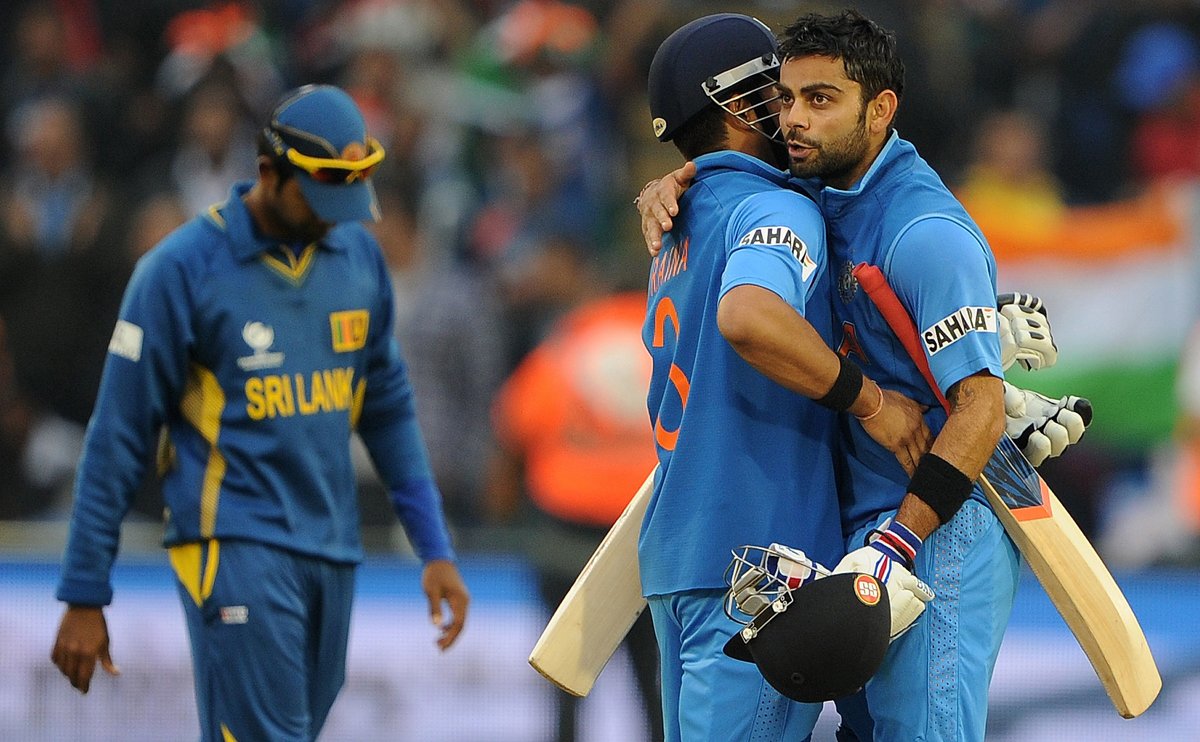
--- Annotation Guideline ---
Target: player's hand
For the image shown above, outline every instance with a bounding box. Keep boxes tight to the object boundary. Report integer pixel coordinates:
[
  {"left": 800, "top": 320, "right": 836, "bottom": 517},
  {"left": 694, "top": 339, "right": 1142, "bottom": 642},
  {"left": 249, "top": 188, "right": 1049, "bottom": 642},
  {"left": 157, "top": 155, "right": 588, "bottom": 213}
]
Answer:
[
  {"left": 1003, "top": 381, "right": 1092, "bottom": 466},
  {"left": 997, "top": 293, "right": 1057, "bottom": 371},
  {"left": 50, "top": 605, "right": 120, "bottom": 693},
  {"left": 858, "top": 388, "right": 932, "bottom": 475},
  {"left": 422, "top": 559, "right": 470, "bottom": 651},
  {"left": 833, "top": 522, "right": 934, "bottom": 641},
  {"left": 638, "top": 162, "right": 696, "bottom": 257}
]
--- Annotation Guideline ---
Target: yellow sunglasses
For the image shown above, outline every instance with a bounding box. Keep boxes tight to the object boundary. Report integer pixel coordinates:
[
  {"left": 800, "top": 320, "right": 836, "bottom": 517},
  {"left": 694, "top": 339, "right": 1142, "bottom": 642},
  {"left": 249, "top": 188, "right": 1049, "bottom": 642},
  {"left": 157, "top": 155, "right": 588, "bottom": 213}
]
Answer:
[{"left": 270, "top": 129, "right": 386, "bottom": 184}]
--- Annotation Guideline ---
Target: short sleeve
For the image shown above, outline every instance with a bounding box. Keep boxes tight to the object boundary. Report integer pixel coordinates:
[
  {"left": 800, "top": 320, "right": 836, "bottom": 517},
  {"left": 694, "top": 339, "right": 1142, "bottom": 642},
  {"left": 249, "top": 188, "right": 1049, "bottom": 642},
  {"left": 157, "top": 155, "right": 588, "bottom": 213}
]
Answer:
[
  {"left": 887, "top": 217, "right": 1003, "bottom": 392},
  {"left": 720, "top": 189, "right": 827, "bottom": 316}
]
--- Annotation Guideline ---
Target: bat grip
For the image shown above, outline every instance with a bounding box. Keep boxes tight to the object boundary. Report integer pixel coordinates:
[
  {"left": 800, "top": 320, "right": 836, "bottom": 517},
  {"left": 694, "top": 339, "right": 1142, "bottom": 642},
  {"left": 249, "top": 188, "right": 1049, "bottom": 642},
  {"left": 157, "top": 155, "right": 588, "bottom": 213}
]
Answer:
[{"left": 851, "top": 263, "right": 950, "bottom": 413}]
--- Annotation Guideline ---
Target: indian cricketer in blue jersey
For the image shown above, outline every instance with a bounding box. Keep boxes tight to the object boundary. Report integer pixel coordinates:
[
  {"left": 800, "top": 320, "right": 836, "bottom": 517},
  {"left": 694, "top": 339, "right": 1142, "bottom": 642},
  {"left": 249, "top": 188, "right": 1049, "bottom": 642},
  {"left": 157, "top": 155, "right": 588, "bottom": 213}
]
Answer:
[
  {"left": 640, "top": 15, "right": 932, "bottom": 742},
  {"left": 50, "top": 84, "right": 469, "bottom": 741},
  {"left": 635, "top": 10, "right": 1092, "bottom": 741}
]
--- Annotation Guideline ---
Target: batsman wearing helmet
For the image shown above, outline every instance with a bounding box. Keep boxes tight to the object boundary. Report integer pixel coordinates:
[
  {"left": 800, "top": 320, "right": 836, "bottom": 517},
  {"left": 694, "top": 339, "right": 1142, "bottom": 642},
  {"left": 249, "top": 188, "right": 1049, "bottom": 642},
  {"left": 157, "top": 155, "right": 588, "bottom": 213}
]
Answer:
[
  {"left": 50, "top": 84, "right": 469, "bottom": 741},
  {"left": 640, "top": 14, "right": 932, "bottom": 741},
  {"left": 638, "top": 10, "right": 1093, "bottom": 742}
]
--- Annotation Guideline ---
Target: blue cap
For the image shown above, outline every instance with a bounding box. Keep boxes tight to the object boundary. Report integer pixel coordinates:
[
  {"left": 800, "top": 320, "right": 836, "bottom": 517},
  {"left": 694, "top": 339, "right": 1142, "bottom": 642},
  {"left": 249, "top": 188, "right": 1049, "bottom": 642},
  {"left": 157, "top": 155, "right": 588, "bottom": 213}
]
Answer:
[
  {"left": 648, "top": 14, "right": 778, "bottom": 142},
  {"left": 267, "top": 84, "right": 381, "bottom": 223}
]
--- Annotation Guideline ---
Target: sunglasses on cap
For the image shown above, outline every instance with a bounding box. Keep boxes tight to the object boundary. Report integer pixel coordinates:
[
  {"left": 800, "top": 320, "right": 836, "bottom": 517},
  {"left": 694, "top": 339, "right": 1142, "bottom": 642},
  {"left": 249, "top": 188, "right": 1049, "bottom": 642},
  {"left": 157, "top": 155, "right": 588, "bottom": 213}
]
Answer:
[{"left": 264, "top": 127, "right": 386, "bottom": 184}]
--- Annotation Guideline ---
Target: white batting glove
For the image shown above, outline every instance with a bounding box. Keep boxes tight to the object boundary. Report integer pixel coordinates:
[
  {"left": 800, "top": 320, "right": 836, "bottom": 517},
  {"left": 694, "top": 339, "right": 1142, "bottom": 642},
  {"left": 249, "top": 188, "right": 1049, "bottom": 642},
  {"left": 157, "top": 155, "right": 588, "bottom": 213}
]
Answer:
[
  {"left": 832, "top": 522, "right": 935, "bottom": 641},
  {"left": 997, "top": 293, "right": 1058, "bottom": 371},
  {"left": 1003, "top": 381, "right": 1093, "bottom": 466}
]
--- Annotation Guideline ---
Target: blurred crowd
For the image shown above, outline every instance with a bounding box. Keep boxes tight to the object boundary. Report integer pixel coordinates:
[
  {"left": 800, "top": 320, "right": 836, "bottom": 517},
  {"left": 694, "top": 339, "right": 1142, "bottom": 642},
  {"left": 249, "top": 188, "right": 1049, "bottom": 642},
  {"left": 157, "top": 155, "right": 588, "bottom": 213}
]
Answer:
[{"left": 2, "top": 0, "right": 1200, "bottom": 568}]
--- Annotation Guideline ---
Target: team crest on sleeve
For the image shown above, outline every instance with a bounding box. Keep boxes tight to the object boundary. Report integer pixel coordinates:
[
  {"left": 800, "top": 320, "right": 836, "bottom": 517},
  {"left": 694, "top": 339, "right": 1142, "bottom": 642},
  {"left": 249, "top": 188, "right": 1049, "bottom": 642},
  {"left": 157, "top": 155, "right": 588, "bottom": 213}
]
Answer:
[
  {"left": 737, "top": 225, "right": 817, "bottom": 280},
  {"left": 108, "top": 319, "right": 144, "bottom": 362},
  {"left": 922, "top": 306, "right": 997, "bottom": 355}
]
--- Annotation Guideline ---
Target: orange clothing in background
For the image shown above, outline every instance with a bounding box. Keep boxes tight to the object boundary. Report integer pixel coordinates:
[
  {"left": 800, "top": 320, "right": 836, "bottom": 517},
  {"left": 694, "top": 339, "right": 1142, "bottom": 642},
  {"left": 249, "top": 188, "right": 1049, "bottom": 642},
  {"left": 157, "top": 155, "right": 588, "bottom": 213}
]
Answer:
[{"left": 492, "top": 291, "right": 655, "bottom": 526}]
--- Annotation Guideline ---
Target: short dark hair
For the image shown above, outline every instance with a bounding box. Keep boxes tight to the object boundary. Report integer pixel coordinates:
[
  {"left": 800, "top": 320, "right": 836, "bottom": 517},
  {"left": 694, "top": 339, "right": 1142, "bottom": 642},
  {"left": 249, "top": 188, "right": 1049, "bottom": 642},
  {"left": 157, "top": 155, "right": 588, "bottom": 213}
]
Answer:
[{"left": 778, "top": 10, "right": 905, "bottom": 108}]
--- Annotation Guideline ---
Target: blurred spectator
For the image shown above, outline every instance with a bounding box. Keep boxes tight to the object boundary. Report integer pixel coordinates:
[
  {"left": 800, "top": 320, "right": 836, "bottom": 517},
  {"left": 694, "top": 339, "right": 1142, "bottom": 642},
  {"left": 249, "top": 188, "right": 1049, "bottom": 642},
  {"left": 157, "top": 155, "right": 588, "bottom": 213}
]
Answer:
[
  {"left": 155, "top": 1, "right": 284, "bottom": 116},
  {"left": 487, "top": 289, "right": 662, "bottom": 742},
  {"left": 126, "top": 193, "right": 189, "bottom": 261},
  {"left": 461, "top": 0, "right": 625, "bottom": 249},
  {"left": 956, "top": 108, "right": 1066, "bottom": 255},
  {"left": 164, "top": 78, "right": 258, "bottom": 215},
  {"left": 1117, "top": 22, "right": 1200, "bottom": 184},
  {"left": 1038, "top": 2, "right": 1139, "bottom": 203},
  {"left": 0, "top": 3, "right": 88, "bottom": 156},
  {"left": 3, "top": 97, "right": 109, "bottom": 259},
  {"left": 0, "top": 315, "right": 53, "bottom": 518},
  {"left": 0, "top": 96, "right": 129, "bottom": 426},
  {"left": 370, "top": 187, "right": 506, "bottom": 528}
]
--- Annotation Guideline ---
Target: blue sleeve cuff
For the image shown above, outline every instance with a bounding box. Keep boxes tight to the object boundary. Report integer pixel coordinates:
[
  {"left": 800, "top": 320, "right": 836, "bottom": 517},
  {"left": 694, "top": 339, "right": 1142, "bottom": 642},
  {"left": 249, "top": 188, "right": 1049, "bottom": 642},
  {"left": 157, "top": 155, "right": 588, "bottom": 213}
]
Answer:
[
  {"left": 56, "top": 578, "right": 113, "bottom": 607},
  {"left": 389, "top": 478, "right": 455, "bottom": 562}
]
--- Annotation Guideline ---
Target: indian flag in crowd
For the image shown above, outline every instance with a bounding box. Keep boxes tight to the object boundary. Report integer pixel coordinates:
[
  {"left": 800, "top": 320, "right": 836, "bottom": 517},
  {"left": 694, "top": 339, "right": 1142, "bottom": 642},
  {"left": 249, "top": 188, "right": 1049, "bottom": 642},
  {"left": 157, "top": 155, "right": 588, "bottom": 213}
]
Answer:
[{"left": 968, "top": 181, "right": 1200, "bottom": 452}]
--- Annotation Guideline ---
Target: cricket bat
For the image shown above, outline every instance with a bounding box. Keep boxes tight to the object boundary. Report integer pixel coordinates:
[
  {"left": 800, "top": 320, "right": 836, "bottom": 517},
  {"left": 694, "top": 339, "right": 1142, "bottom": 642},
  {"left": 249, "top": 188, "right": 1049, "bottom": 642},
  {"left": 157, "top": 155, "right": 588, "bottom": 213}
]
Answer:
[
  {"left": 528, "top": 466, "right": 656, "bottom": 696},
  {"left": 853, "top": 263, "right": 1161, "bottom": 719}
]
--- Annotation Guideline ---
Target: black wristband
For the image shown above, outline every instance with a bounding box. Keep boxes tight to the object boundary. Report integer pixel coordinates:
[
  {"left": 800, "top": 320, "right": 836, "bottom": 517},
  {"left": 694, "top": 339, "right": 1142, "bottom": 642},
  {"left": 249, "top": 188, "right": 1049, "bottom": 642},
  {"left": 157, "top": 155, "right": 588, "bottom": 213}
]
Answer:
[
  {"left": 815, "top": 355, "right": 864, "bottom": 412},
  {"left": 907, "top": 453, "right": 974, "bottom": 525}
]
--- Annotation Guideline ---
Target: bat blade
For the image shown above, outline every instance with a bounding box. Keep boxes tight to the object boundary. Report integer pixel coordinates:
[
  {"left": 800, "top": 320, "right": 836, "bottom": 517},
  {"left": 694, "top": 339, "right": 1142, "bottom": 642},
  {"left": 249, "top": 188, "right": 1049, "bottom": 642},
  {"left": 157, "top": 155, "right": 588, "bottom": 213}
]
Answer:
[
  {"left": 980, "top": 438, "right": 1161, "bottom": 718},
  {"left": 852, "top": 262, "right": 1161, "bottom": 718},
  {"left": 528, "top": 466, "right": 656, "bottom": 696}
]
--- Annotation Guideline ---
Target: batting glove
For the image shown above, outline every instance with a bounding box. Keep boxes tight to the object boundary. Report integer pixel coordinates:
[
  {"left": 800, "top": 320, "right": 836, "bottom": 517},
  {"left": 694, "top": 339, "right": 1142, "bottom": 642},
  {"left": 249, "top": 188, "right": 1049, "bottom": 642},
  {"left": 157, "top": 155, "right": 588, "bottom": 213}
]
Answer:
[
  {"left": 997, "top": 293, "right": 1058, "bottom": 371},
  {"left": 1003, "top": 381, "right": 1093, "bottom": 466},
  {"left": 832, "top": 521, "right": 935, "bottom": 641}
]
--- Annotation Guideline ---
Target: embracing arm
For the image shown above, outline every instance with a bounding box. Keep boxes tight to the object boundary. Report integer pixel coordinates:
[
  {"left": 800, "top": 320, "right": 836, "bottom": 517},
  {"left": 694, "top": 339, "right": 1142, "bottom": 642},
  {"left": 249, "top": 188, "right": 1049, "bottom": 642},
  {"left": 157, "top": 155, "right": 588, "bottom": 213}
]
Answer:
[
  {"left": 638, "top": 162, "right": 696, "bottom": 257},
  {"left": 719, "top": 285, "right": 931, "bottom": 473}
]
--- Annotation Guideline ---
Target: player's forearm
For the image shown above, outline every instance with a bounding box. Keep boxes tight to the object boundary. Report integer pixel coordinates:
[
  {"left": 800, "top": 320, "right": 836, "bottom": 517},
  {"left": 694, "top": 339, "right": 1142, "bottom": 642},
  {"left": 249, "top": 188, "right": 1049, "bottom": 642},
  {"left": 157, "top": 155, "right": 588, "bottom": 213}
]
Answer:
[
  {"left": 718, "top": 285, "right": 876, "bottom": 411},
  {"left": 57, "top": 399, "right": 160, "bottom": 604},
  {"left": 931, "top": 374, "right": 1006, "bottom": 479},
  {"left": 359, "top": 412, "right": 455, "bottom": 562},
  {"left": 895, "top": 373, "right": 1004, "bottom": 540}
]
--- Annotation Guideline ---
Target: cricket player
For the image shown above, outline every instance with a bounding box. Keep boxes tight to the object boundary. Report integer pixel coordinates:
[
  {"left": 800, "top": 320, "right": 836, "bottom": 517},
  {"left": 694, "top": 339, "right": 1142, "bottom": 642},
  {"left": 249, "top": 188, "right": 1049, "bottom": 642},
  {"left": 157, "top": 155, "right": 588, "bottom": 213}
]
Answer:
[
  {"left": 640, "top": 15, "right": 932, "bottom": 741},
  {"left": 637, "top": 10, "right": 1090, "bottom": 741},
  {"left": 50, "top": 84, "right": 469, "bottom": 741}
]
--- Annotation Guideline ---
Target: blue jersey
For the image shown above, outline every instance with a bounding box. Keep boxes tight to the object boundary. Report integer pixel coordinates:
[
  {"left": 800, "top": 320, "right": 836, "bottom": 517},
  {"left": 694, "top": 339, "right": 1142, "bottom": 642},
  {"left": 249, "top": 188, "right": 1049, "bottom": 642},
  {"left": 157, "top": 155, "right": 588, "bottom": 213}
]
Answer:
[
  {"left": 813, "top": 133, "right": 1003, "bottom": 533},
  {"left": 640, "top": 151, "right": 843, "bottom": 596},
  {"left": 57, "top": 182, "right": 452, "bottom": 606}
]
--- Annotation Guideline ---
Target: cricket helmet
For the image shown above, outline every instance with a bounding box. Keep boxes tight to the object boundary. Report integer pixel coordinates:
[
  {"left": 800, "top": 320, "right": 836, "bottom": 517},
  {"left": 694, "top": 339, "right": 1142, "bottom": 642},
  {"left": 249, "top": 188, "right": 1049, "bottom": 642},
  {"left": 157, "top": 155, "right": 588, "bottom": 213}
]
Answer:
[
  {"left": 647, "top": 13, "right": 782, "bottom": 143},
  {"left": 722, "top": 544, "right": 891, "bottom": 702}
]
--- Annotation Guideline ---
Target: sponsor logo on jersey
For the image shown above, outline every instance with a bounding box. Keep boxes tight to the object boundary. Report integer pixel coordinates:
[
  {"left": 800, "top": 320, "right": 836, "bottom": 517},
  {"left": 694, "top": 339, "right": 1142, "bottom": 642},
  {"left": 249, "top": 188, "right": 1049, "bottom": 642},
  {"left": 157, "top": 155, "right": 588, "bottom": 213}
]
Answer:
[
  {"left": 853, "top": 574, "right": 882, "bottom": 606},
  {"left": 237, "top": 322, "right": 285, "bottom": 371},
  {"left": 737, "top": 226, "right": 817, "bottom": 280},
  {"left": 838, "top": 260, "right": 858, "bottom": 303},
  {"left": 922, "top": 306, "right": 997, "bottom": 356},
  {"left": 330, "top": 310, "right": 369, "bottom": 352},
  {"left": 219, "top": 606, "right": 249, "bottom": 624},
  {"left": 244, "top": 367, "right": 356, "bottom": 420},
  {"left": 108, "top": 319, "right": 144, "bottom": 362}
]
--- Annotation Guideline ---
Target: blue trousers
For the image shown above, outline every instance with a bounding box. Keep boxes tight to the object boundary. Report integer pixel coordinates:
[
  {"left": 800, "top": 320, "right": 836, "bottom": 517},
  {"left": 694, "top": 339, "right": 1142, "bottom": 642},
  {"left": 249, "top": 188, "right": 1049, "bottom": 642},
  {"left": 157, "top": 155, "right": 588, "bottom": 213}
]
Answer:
[
  {"left": 648, "top": 588, "right": 823, "bottom": 741},
  {"left": 836, "top": 499, "right": 1020, "bottom": 741},
  {"left": 170, "top": 539, "right": 356, "bottom": 741}
]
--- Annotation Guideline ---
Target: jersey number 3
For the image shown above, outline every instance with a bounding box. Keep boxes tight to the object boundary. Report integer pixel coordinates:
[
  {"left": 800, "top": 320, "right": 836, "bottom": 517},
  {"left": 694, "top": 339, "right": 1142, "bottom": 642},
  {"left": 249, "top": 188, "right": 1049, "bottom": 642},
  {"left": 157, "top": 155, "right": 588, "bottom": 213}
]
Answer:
[{"left": 651, "top": 297, "right": 690, "bottom": 451}]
